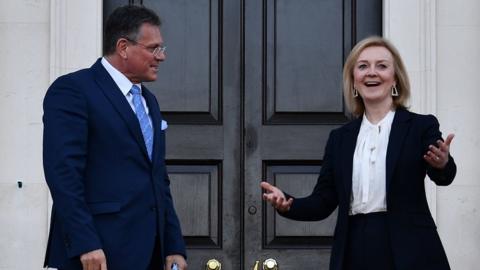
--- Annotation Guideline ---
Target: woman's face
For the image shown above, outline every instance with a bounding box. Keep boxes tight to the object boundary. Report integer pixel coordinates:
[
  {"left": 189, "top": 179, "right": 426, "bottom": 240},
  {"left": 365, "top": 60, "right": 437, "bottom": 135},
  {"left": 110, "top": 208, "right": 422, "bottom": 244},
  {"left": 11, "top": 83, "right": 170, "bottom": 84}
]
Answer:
[{"left": 353, "top": 46, "right": 396, "bottom": 105}]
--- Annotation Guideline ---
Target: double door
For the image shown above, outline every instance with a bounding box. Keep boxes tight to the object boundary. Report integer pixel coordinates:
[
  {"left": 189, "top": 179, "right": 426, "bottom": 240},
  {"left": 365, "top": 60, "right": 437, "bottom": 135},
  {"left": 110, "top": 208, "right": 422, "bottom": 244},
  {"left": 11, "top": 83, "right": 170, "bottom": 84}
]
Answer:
[{"left": 104, "top": 0, "right": 381, "bottom": 269}]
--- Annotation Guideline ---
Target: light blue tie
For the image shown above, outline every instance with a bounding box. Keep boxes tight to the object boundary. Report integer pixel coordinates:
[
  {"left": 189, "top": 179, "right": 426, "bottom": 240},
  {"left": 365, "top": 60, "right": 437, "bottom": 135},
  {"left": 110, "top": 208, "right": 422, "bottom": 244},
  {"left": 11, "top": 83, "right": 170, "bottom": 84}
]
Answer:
[{"left": 130, "top": 85, "right": 153, "bottom": 160}]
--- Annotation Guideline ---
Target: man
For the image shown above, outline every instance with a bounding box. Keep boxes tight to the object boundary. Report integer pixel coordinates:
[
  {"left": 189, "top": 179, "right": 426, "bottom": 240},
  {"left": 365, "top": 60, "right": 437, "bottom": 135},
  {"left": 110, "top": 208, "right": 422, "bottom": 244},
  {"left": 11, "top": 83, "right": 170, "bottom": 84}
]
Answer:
[{"left": 43, "top": 5, "right": 187, "bottom": 270}]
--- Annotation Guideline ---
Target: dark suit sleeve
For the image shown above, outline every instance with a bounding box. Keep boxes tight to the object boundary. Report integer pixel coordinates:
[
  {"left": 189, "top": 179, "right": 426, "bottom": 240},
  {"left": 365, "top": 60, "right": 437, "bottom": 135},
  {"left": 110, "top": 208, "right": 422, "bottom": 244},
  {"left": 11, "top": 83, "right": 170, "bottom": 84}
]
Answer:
[
  {"left": 422, "top": 115, "right": 457, "bottom": 186},
  {"left": 162, "top": 171, "right": 187, "bottom": 259},
  {"left": 43, "top": 76, "right": 102, "bottom": 258},
  {"left": 280, "top": 130, "right": 339, "bottom": 221}
]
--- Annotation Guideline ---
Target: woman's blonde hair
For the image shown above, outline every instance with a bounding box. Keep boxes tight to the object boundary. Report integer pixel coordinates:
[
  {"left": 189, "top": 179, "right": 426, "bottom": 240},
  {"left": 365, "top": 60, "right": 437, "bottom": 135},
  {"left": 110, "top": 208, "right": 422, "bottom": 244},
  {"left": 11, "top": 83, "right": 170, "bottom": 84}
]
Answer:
[{"left": 343, "top": 36, "right": 410, "bottom": 117}]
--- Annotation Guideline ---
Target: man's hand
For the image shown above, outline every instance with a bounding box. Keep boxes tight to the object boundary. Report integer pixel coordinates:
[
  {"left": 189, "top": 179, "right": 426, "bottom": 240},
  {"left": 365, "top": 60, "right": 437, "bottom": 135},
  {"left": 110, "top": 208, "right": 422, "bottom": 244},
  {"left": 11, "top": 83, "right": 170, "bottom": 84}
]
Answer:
[
  {"left": 80, "top": 249, "right": 107, "bottom": 270},
  {"left": 260, "top": 181, "right": 293, "bottom": 212},
  {"left": 165, "top": 254, "right": 187, "bottom": 270}
]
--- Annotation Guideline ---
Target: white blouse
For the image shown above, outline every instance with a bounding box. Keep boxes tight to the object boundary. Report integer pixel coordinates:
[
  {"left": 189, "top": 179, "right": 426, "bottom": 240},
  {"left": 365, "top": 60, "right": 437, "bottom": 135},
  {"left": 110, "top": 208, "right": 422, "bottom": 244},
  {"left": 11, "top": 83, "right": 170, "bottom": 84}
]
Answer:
[{"left": 350, "top": 110, "right": 395, "bottom": 215}]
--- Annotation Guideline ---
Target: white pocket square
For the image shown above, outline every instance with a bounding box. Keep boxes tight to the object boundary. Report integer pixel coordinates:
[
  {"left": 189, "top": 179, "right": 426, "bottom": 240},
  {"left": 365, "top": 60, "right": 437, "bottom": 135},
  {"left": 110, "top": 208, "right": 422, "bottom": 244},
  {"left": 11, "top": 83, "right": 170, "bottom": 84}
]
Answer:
[{"left": 161, "top": 120, "right": 168, "bottom": 130}]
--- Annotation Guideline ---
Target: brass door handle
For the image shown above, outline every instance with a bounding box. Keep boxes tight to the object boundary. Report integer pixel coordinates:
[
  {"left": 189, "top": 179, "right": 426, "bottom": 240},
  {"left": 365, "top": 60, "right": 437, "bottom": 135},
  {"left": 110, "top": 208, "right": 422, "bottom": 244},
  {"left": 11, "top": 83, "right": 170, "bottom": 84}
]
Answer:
[
  {"left": 263, "top": 258, "right": 278, "bottom": 270},
  {"left": 252, "top": 260, "right": 260, "bottom": 270},
  {"left": 206, "top": 259, "right": 221, "bottom": 270}
]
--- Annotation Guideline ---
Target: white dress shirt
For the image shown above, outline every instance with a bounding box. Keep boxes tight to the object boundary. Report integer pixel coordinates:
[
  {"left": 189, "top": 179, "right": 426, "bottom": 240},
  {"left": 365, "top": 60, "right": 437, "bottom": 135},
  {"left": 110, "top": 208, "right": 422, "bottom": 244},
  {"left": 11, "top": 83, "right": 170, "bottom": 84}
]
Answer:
[
  {"left": 350, "top": 110, "right": 395, "bottom": 215},
  {"left": 101, "top": 57, "right": 153, "bottom": 127}
]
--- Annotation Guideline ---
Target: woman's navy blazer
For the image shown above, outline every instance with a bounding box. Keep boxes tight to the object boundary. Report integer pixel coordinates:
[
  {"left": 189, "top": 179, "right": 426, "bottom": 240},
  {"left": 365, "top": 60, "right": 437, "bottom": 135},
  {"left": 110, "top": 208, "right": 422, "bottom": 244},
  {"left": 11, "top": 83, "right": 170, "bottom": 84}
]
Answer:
[{"left": 282, "top": 108, "right": 456, "bottom": 270}]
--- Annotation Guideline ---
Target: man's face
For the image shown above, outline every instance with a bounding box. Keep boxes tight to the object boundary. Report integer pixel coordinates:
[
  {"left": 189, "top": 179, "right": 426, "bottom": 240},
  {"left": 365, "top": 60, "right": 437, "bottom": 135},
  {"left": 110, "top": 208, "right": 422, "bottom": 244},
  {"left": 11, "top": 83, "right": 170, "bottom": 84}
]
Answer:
[{"left": 124, "top": 23, "right": 165, "bottom": 83}]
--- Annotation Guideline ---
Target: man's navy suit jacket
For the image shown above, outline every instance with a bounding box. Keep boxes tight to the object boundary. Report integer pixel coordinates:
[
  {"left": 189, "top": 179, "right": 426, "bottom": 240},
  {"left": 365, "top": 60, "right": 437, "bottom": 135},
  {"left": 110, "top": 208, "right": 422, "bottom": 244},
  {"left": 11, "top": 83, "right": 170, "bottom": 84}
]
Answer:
[
  {"left": 43, "top": 59, "right": 186, "bottom": 269},
  {"left": 282, "top": 109, "right": 456, "bottom": 270}
]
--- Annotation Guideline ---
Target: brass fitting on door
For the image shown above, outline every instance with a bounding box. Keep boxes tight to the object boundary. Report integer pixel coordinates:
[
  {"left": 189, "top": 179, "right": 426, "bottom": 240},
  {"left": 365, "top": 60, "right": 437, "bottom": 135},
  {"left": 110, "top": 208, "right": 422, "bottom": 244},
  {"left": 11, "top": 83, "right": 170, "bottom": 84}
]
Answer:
[
  {"left": 206, "top": 259, "right": 221, "bottom": 270},
  {"left": 263, "top": 258, "right": 278, "bottom": 270},
  {"left": 252, "top": 260, "right": 260, "bottom": 270}
]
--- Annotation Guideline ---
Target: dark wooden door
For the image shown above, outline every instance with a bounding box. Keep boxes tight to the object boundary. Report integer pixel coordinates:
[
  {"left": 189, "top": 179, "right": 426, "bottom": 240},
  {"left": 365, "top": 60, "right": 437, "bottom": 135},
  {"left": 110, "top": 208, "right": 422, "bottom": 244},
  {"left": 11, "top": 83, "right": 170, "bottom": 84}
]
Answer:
[{"left": 104, "top": 1, "right": 381, "bottom": 269}]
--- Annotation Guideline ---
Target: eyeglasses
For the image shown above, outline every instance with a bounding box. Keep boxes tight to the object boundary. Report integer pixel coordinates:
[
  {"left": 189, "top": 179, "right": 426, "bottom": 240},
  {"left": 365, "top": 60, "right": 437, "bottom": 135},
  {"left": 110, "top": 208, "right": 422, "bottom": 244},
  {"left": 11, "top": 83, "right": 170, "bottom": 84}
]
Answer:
[{"left": 124, "top": 37, "right": 166, "bottom": 57}]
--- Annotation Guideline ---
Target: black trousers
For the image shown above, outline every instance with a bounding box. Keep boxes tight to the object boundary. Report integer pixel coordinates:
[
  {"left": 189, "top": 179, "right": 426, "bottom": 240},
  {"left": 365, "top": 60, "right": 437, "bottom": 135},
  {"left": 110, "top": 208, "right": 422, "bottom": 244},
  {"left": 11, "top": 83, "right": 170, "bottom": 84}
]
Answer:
[{"left": 343, "top": 212, "right": 395, "bottom": 270}]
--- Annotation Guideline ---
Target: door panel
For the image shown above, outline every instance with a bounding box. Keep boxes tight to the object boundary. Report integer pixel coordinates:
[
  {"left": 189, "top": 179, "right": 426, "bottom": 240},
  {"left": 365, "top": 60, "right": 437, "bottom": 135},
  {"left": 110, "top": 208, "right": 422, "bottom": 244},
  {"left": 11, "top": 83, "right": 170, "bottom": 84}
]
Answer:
[
  {"left": 270, "top": 0, "right": 343, "bottom": 113},
  {"left": 265, "top": 166, "right": 337, "bottom": 241},
  {"left": 145, "top": 0, "right": 221, "bottom": 123},
  {"left": 103, "top": 0, "right": 381, "bottom": 269},
  {"left": 169, "top": 164, "right": 221, "bottom": 247}
]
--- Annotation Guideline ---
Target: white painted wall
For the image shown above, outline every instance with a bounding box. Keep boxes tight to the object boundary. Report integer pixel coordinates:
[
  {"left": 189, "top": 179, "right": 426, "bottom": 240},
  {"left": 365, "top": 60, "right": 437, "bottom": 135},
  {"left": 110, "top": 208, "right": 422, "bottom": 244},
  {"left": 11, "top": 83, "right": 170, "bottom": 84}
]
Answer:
[
  {"left": 0, "top": 1, "right": 51, "bottom": 269},
  {"left": 0, "top": 0, "right": 478, "bottom": 269},
  {"left": 0, "top": 1, "right": 101, "bottom": 269},
  {"left": 436, "top": 0, "right": 480, "bottom": 268}
]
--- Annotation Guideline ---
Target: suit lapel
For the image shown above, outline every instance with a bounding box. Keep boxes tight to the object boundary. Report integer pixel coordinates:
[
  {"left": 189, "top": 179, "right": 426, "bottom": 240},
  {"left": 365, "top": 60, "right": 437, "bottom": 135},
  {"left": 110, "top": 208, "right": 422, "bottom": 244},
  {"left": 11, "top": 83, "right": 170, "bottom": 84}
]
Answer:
[
  {"left": 386, "top": 109, "right": 411, "bottom": 194},
  {"left": 91, "top": 59, "right": 150, "bottom": 161},
  {"left": 341, "top": 118, "right": 362, "bottom": 196}
]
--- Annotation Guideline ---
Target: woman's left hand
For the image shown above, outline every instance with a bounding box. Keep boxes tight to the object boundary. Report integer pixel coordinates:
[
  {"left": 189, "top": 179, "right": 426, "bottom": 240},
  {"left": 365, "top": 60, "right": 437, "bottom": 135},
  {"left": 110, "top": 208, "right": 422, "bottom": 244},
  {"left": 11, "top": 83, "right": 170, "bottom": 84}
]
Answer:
[{"left": 423, "top": 133, "right": 454, "bottom": 169}]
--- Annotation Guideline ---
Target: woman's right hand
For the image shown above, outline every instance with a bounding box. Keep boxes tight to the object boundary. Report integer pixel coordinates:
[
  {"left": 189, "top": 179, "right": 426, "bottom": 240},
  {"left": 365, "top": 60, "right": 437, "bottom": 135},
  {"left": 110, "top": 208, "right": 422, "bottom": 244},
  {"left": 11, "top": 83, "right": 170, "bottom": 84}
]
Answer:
[{"left": 260, "top": 181, "right": 293, "bottom": 212}]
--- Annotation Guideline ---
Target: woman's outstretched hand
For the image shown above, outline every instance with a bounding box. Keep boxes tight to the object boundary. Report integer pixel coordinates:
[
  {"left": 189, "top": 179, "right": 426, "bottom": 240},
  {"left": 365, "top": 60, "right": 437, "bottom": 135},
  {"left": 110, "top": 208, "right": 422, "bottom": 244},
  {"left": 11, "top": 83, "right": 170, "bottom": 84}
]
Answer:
[
  {"left": 260, "top": 181, "right": 293, "bottom": 213},
  {"left": 424, "top": 133, "right": 454, "bottom": 169}
]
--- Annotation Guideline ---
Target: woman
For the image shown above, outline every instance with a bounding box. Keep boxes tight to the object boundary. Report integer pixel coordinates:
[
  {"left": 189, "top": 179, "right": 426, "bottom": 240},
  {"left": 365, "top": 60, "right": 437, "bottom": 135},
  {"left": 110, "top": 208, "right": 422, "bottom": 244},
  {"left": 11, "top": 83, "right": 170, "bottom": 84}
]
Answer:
[{"left": 261, "top": 36, "right": 456, "bottom": 270}]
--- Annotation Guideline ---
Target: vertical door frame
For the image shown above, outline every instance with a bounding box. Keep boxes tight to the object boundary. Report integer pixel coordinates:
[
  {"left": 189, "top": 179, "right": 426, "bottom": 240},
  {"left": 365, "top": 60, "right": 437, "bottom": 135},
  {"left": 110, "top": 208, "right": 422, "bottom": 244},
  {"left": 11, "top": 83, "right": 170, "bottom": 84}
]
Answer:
[
  {"left": 48, "top": 0, "right": 103, "bottom": 233},
  {"left": 384, "top": 0, "right": 438, "bottom": 219}
]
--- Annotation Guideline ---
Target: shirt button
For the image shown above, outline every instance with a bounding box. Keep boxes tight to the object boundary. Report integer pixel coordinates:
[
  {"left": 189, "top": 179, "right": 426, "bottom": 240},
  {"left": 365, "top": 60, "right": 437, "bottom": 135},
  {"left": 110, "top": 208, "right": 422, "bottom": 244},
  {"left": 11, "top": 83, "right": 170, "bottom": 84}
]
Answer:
[{"left": 150, "top": 206, "right": 157, "bottom": 212}]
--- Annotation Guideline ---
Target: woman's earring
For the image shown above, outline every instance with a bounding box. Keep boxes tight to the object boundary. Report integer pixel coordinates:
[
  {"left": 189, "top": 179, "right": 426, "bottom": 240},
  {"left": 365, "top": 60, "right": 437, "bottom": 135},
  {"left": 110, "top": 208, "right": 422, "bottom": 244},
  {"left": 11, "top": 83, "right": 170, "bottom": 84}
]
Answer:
[
  {"left": 353, "top": 87, "right": 359, "bottom": 98},
  {"left": 391, "top": 85, "right": 399, "bottom": 96}
]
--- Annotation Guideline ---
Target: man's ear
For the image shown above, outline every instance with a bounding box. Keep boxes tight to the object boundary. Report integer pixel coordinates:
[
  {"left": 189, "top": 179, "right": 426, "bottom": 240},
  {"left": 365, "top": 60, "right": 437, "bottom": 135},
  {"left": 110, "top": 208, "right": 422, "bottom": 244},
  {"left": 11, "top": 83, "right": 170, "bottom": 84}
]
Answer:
[{"left": 116, "top": 38, "right": 129, "bottom": 59}]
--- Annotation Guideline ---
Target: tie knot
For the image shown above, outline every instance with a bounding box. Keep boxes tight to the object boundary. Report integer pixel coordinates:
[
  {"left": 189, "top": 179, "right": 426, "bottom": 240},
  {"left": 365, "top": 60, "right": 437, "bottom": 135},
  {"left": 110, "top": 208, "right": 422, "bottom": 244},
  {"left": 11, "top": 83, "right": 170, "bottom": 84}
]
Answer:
[{"left": 130, "top": 85, "right": 141, "bottom": 95}]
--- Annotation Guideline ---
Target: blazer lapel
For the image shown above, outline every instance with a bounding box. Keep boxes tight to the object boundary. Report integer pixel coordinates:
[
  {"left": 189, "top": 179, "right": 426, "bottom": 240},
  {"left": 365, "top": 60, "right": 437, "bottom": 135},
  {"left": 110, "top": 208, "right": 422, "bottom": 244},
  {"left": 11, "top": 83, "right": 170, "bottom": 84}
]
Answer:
[
  {"left": 341, "top": 118, "right": 362, "bottom": 196},
  {"left": 386, "top": 109, "right": 411, "bottom": 194},
  {"left": 91, "top": 59, "right": 150, "bottom": 161}
]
